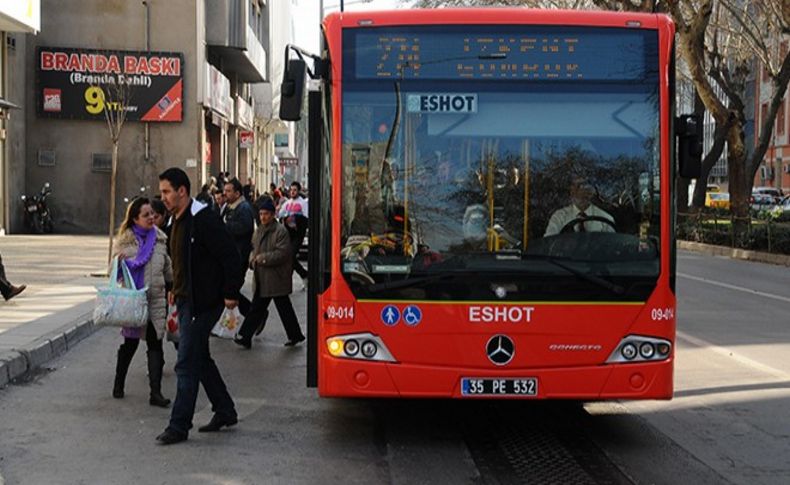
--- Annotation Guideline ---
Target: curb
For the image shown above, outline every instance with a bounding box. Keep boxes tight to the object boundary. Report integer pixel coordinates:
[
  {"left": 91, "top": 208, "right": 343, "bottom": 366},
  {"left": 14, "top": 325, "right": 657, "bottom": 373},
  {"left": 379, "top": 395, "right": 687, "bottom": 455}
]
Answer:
[
  {"left": 0, "top": 316, "right": 97, "bottom": 388},
  {"left": 678, "top": 240, "right": 790, "bottom": 266}
]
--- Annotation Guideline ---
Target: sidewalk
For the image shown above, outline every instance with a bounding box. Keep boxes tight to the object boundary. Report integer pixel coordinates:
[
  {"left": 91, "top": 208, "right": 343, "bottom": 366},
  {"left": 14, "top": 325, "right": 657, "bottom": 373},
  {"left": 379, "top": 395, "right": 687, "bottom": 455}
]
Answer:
[
  {"left": 678, "top": 240, "right": 790, "bottom": 266},
  {"left": 0, "top": 235, "right": 107, "bottom": 386}
]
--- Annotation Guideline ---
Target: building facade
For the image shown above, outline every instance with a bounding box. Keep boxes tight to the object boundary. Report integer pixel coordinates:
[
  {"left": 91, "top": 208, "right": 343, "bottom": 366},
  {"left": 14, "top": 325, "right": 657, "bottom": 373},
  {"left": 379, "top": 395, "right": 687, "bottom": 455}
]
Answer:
[
  {"left": 0, "top": 0, "right": 40, "bottom": 235},
  {"left": 754, "top": 50, "right": 790, "bottom": 194},
  {"left": 19, "top": 0, "right": 291, "bottom": 234}
]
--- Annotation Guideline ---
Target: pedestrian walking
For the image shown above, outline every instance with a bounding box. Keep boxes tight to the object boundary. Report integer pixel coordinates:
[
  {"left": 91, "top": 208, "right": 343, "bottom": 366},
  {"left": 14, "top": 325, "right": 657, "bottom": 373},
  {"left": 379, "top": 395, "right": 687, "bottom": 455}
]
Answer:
[
  {"left": 213, "top": 188, "right": 227, "bottom": 217},
  {"left": 150, "top": 198, "right": 171, "bottom": 237},
  {"left": 278, "top": 181, "right": 309, "bottom": 289},
  {"left": 234, "top": 198, "right": 305, "bottom": 349},
  {"left": 150, "top": 197, "right": 179, "bottom": 350},
  {"left": 155, "top": 168, "right": 243, "bottom": 446},
  {"left": 111, "top": 197, "right": 173, "bottom": 408},
  {"left": 242, "top": 177, "right": 255, "bottom": 201},
  {"left": 0, "top": 252, "right": 26, "bottom": 301},
  {"left": 269, "top": 183, "right": 282, "bottom": 209},
  {"left": 222, "top": 178, "right": 255, "bottom": 316}
]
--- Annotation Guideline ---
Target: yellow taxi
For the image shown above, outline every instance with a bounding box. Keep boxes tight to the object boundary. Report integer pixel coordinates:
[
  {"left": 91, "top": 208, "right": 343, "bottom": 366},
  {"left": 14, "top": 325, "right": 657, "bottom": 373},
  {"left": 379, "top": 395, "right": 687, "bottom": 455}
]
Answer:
[{"left": 705, "top": 192, "right": 730, "bottom": 209}]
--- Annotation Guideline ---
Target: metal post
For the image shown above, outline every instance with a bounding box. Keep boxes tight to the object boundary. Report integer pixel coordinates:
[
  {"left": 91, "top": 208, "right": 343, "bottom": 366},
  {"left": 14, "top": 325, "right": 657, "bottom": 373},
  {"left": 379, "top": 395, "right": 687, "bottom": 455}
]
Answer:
[
  {"left": 143, "top": 1, "right": 150, "bottom": 163},
  {"left": 306, "top": 88, "right": 322, "bottom": 388}
]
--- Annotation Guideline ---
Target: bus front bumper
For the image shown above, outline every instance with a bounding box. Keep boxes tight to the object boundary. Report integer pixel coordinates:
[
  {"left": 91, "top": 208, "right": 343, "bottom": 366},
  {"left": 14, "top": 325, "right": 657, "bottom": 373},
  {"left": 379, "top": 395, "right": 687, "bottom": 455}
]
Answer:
[{"left": 319, "top": 356, "right": 674, "bottom": 400}]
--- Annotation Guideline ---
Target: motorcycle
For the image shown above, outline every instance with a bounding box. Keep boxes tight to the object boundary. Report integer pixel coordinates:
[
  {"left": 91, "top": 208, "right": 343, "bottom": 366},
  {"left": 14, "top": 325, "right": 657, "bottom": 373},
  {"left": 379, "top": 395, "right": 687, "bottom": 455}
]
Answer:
[
  {"left": 20, "top": 182, "right": 54, "bottom": 234},
  {"left": 123, "top": 186, "right": 147, "bottom": 204}
]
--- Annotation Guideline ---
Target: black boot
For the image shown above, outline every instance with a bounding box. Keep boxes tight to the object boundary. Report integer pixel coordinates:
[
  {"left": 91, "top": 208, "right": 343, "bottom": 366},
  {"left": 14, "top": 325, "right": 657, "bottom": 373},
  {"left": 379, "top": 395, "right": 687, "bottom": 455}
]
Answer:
[
  {"left": 113, "top": 344, "right": 135, "bottom": 398},
  {"left": 147, "top": 349, "right": 171, "bottom": 408}
]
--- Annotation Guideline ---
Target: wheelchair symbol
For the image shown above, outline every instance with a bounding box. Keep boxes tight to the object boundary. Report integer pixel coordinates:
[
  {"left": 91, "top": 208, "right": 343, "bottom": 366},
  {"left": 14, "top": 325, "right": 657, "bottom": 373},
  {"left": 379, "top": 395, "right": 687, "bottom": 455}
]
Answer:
[{"left": 403, "top": 305, "right": 422, "bottom": 326}]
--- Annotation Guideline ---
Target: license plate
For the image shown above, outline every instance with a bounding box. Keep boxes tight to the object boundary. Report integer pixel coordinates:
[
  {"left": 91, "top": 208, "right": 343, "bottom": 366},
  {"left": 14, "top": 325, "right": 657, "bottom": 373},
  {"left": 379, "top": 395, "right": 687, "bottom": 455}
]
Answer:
[
  {"left": 27, "top": 205, "right": 38, "bottom": 212},
  {"left": 461, "top": 377, "right": 538, "bottom": 397}
]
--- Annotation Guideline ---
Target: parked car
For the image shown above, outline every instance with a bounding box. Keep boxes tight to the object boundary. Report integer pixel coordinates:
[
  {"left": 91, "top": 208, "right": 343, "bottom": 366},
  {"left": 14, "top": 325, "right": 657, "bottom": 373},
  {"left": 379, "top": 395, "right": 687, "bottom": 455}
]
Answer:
[
  {"left": 750, "top": 193, "right": 775, "bottom": 211},
  {"left": 753, "top": 186, "right": 784, "bottom": 204},
  {"left": 774, "top": 195, "right": 790, "bottom": 218},
  {"left": 705, "top": 192, "right": 730, "bottom": 209}
]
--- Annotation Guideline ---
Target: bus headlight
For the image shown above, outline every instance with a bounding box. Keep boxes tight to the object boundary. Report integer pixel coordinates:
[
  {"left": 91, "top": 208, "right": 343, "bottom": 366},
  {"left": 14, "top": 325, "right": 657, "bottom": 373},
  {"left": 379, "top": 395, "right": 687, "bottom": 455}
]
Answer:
[
  {"left": 656, "top": 343, "right": 671, "bottom": 356},
  {"left": 361, "top": 340, "right": 378, "bottom": 358},
  {"left": 639, "top": 343, "right": 655, "bottom": 359},
  {"left": 607, "top": 336, "right": 672, "bottom": 364},
  {"left": 328, "top": 338, "right": 344, "bottom": 357},
  {"left": 621, "top": 343, "right": 638, "bottom": 360},
  {"left": 325, "top": 333, "right": 396, "bottom": 362},
  {"left": 344, "top": 339, "right": 360, "bottom": 356}
]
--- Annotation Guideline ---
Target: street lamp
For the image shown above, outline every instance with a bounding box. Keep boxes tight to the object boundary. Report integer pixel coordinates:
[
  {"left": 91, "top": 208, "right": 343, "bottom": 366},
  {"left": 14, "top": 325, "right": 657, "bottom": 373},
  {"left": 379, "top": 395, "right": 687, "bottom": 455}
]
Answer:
[{"left": 321, "top": 0, "right": 374, "bottom": 16}]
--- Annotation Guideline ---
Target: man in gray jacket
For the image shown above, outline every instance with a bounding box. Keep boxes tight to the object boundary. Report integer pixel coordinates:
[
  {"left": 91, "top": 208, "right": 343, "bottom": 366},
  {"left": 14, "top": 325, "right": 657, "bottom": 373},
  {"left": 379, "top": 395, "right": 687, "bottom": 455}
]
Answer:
[{"left": 234, "top": 199, "right": 305, "bottom": 349}]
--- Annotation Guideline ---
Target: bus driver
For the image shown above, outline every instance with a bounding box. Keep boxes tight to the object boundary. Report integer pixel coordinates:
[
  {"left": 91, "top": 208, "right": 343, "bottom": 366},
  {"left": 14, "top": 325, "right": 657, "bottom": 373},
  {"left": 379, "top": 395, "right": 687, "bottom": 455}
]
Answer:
[{"left": 544, "top": 176, "right": 615, "bottom": 236}]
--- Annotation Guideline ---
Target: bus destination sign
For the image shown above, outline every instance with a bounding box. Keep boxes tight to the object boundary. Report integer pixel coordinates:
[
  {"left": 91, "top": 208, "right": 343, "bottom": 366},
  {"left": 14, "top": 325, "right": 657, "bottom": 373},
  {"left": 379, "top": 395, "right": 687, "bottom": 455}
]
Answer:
[{"left": 349, "top": 26, "right": 656, "bottom": 82}]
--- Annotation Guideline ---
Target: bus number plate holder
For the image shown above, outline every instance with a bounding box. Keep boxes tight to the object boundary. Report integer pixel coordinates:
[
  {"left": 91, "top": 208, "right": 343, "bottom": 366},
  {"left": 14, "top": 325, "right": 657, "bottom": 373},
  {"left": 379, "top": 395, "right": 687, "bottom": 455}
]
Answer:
[{"left": 461, "top": 378, "right": 538, "bottom": 397}]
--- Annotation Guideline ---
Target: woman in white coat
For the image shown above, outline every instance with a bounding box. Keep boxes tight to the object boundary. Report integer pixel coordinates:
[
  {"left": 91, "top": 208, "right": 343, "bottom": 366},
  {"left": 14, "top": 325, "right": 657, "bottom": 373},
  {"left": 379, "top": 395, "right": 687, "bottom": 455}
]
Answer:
[{"left": 111, "top": 197, "right": 173, "bottom": 407}]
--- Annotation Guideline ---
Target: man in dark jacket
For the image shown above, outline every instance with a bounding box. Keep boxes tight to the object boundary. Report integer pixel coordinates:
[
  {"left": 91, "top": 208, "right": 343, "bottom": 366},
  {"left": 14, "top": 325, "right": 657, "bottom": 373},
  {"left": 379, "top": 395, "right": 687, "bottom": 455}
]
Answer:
[
  {"left": 234, "top": 198, "right": 305, "bottom": 349},
  {"left": 155, "top": 168, "right": 243, "bottom": 445},
  {"left": 222, "top": 178, "right": 255, "bottom": 316}
]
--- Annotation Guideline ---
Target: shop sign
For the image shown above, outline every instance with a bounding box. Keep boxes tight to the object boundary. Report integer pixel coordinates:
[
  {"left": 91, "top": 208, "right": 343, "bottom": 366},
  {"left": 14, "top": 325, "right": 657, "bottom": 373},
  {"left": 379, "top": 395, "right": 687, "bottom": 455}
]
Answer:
[
  {"left": 204, "top": 63, "right": 231, "bottom": 118},
  {"left": 239, "top": 130, "right": 254, "bottom": 149},
  {"left": 236, "top": 96, "right": 254, "bottom": 130},
  {"left": 36, "top": 47, "right": 183, "bottom": 122}
]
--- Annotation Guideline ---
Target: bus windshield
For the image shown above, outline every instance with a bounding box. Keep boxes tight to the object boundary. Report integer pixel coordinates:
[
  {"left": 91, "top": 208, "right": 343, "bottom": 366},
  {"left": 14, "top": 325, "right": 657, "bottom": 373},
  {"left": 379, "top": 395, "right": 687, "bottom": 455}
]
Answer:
[{"left": 340, "top": 25, "right": 661, "bottom": 301}]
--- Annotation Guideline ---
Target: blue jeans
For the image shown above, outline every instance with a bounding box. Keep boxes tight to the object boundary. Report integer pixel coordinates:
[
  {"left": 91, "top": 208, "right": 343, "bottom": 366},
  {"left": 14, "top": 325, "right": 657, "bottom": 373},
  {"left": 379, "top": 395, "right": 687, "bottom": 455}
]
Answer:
[{"left": 167, "top": 300, "right": 236, "bottom": 436}]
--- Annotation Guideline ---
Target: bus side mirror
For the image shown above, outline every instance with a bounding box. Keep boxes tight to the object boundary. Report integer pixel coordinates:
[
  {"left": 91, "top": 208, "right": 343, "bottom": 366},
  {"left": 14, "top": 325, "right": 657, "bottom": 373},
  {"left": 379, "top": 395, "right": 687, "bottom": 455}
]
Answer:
[
  {"left": 280, "top": 59, "right": 307, "bottom": 121},
  {"left": 676, "top": 114, "right": 702, "bottom": 179}
]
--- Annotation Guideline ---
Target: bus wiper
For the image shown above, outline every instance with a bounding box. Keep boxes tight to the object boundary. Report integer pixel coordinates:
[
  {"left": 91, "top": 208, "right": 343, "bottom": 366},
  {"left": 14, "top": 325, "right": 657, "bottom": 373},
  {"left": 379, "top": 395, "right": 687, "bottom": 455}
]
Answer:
[
  {"left": 367, "top": 274, "right": 453, "bottom": 294},
  {"left": 479, "top": 53, "right": 507, "bottom": 60},
  {"left": 522, "top": 254, "right": 625, "bottom": 295}
]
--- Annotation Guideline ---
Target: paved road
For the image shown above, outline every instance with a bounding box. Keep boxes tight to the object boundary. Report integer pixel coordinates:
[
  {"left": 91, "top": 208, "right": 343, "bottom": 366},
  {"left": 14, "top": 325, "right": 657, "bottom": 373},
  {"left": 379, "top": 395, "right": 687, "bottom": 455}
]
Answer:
[
  {"left": 613, "top": 250, "right": 790, "bottom": 485},
  {"left": 0, "top": 248, "right": 788, "bottom": 484}
]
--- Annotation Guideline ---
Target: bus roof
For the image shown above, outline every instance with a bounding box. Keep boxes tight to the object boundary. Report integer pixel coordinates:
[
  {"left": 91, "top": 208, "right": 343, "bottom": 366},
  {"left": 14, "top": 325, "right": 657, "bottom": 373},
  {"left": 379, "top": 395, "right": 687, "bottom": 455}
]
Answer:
[{"left": 325, "top": 8, "right": 667, "bottom": 30}]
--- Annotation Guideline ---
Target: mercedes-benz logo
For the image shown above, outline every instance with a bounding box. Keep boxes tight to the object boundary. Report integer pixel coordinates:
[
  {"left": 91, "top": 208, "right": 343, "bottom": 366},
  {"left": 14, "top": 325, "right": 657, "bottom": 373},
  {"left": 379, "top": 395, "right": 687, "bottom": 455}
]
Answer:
[{"left": 486, "top": 335, "right": 515, "bottom": 366}]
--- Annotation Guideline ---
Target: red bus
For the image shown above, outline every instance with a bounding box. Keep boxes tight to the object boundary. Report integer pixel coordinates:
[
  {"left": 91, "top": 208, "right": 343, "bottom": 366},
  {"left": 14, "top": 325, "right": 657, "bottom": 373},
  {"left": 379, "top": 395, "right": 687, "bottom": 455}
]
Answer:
[{"left": 281, "top": 9, "right": 701, "bottom": 399}]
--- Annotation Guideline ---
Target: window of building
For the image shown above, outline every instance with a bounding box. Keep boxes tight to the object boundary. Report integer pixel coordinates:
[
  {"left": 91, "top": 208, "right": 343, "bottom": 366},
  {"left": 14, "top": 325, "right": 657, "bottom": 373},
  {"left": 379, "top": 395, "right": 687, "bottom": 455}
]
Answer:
[
  {"left": 38, "top": 149, "right": 56, "bottom": 167},
  {"left": 761, "top": 103, "right": 769, "bottom": 135},
  {"left": 92, "top": 153, "right": 112, "bottom": 172},
  {"left": 274, "top": 133, "right": 289, "bottom": 147},
  {"left": 249, "top": 0, "right": 265, "bottom": 42}
]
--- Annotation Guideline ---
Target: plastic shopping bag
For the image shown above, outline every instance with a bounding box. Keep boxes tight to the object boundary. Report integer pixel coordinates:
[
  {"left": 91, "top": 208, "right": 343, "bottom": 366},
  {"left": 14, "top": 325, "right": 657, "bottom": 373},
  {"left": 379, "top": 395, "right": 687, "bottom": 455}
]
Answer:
[
  {"left": 211, "top": 307, "right": 243, "bottom": 339},
  {"left": 165, "top": 306, "right": 180, "bottom": 343}
]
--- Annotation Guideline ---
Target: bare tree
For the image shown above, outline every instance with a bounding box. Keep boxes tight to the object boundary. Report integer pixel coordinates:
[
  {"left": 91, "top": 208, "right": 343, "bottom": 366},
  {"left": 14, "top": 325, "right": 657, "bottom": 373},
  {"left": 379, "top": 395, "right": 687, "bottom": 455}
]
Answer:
[
  {"left": 590, "top": 0, "right": 790, "bottom": 235},
  {"left": 93, "top": 80, "right": 134, "bottom": 265}
]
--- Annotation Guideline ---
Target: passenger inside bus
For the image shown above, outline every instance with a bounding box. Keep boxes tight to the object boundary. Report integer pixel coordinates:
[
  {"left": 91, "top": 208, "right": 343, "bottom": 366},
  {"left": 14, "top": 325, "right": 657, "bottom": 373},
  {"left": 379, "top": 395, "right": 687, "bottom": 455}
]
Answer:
[{"left": 544, "top": 176, "right": 616, "bottom": 236}]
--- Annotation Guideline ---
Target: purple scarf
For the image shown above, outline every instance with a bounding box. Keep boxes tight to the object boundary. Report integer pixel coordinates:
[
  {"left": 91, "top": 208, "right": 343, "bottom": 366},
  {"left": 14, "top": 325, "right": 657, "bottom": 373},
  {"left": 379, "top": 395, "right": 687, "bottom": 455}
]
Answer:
[{"left": 120, "top": 225, "right": 157, "bottom": 339}]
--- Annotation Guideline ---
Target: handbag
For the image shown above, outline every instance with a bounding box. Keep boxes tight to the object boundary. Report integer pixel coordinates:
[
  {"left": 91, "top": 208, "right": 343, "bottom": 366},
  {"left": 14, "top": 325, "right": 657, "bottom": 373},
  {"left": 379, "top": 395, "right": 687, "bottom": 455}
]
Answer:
[{"left": 93, "top": 257, "right": 149, "bottom": 328}]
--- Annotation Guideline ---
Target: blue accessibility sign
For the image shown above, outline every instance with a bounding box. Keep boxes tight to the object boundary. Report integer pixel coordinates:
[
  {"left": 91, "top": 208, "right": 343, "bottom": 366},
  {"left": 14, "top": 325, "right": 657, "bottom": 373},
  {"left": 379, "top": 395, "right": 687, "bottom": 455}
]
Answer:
[
  {"left": 402, "top": 305, "right": 422, "bottom": 326},
  {"left": 381, "top": 305, "right": 400, "bottom": 326}
]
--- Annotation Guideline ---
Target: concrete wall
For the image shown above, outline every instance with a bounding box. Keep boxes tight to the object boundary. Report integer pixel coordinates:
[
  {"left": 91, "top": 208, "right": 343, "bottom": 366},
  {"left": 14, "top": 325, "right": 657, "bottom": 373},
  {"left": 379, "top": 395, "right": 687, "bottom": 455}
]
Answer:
[
  {"left": 4, "top": 32, "right": 28, "bottom": 234},
  {"left": 25, "top": 0, "right": 201, "bottom": 234}
]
